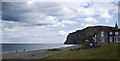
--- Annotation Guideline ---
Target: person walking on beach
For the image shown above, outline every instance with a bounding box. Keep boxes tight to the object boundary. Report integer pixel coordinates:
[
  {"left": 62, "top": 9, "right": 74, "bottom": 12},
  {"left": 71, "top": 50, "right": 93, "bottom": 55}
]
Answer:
[
  {"left": 16, "top": 51, "right": 18, "bottom": 53},
  {"left": 23, "top": 49, "right": 25, "bottom": 51}
]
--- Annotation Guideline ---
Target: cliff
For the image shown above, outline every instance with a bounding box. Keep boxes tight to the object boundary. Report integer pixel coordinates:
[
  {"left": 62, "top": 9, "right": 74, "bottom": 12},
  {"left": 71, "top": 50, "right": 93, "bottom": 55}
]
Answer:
[{"left": 64, "top": 26, "right": 114, "bottom": 44}]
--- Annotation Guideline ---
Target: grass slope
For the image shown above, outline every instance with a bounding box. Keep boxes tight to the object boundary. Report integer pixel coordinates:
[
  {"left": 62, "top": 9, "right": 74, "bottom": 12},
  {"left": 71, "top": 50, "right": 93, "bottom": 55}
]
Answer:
[{"left": 44, "top": 43, "right": 119, "bottom": 59}]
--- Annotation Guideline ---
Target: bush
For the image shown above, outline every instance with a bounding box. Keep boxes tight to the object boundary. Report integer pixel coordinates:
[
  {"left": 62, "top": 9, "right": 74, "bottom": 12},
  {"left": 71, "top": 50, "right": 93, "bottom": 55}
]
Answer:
[
  {"left": 32, "top": 54, "right": 35, "bottom": 56},
  {"left": 48, "top": 48, "right": 62, "bottom": 51},
  {"left": 78, "top": 46, "right": 84, "bottom": 49}
]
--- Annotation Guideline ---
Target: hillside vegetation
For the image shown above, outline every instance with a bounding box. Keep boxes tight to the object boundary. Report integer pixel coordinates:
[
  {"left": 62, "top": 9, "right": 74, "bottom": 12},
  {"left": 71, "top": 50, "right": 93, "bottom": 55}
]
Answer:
[{"left": 44, "top": 43, "right": 119, "bottom": 59}]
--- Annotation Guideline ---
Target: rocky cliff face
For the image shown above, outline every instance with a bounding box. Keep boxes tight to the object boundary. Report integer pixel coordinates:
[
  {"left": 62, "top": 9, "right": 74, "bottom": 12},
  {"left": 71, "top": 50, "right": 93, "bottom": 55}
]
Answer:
[{"left": 64, "top": 26, "right": 113, "bottom": 44}]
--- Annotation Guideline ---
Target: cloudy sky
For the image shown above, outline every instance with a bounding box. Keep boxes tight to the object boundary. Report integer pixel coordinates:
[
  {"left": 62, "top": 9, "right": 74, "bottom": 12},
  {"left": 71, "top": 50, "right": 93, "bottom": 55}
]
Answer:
[{"left": 1, "top": 0, "right": 119, "bottom": 43}]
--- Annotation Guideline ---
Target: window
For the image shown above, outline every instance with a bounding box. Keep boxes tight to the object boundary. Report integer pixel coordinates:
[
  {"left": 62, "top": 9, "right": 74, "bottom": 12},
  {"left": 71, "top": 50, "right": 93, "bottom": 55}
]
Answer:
[
  {"left": 109, "top": 37, "right": 112, "bottom": 42},
  {"left": 115, "top": 32, "right": 119, "bottom": 35},
  {"left": 95, "top": 35, "right": 97, "bottom": 38},
  {"left": 114, "top": 36, "right": 116, "bottom": 42},
  {"left": 114, "top": 36, "right": 118, "bottom": 42},
  {"left": 109, "top": 32, "right": 112, "bottom": 35},
  {"left": 116, "top": 37, "right": 118, "bottom": 42},
  {"left": 101, "top": 32, "right": 104, "bottom": 37},
  {"left": 101, "top": 32, "right": 104, "bottom": 42},
  {"left": 93, "top": 35, "right": 97, "bottom": 42},
  {"left": 93, "top": 37, "right": 96, "bottom": 42},
  {"left": 101, "top": 37, "right": 104, "bottom": 42}
]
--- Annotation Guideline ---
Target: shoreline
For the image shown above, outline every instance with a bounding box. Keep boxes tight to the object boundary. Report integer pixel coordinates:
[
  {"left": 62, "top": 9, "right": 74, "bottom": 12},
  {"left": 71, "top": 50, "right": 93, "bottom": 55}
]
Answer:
[
  {"left": 2, "top": 45, "right": 82, "bottom": 59},
  {"left": 2, "top": 44, "right": 75, "bottom": 54}
]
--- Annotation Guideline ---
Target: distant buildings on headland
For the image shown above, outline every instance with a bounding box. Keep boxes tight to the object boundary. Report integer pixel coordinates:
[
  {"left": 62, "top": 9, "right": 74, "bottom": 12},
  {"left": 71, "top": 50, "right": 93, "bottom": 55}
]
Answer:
[
  {"left": 64, "top": 22, "right": 120, "bottom": 47},
  {"left": 93, "top": 22, "right": 120, "bottom": 46}
]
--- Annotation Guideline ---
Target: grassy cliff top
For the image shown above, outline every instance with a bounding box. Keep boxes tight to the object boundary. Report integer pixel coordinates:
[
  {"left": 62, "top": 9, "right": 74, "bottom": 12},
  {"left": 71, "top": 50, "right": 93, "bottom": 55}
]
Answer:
[{"left": 43, "top": 43, "right": 119, "bottom": 59}]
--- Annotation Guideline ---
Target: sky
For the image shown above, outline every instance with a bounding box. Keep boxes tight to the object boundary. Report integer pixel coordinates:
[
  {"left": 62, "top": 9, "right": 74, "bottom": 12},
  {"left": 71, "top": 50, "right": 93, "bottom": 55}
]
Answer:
[{"left": 1, "top": 0, "right": 120, "bottom": 43}]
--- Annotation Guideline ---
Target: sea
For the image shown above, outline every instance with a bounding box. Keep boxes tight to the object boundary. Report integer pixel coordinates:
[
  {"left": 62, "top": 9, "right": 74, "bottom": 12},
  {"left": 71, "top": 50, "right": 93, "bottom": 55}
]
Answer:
[{"left": 2, "top": 44, "right": 74, "bottom": 54}]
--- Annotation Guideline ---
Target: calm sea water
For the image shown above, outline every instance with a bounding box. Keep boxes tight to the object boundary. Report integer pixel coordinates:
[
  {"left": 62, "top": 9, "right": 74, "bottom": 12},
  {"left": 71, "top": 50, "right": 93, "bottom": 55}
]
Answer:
[{"left": 2, "top": 44, "right": 74, "bottom": 54}]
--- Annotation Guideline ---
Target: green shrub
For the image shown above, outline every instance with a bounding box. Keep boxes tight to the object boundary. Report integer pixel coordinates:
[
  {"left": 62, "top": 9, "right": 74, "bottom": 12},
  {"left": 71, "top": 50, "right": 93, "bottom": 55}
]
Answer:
[
  {"left": 32, "top": 54, "right": 35, "bottom": 56},
  {"left": 78, "top": 46, "right": 84, "bottom": 49}
]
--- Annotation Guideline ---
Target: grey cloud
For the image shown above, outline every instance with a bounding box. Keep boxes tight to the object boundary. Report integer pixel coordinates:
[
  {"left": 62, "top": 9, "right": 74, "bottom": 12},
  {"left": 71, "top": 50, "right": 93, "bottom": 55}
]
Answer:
[
  {"left": 0, "top": 2, "right": 1, "bottom": 19},
  {"left": 2, "top": 2, "right": 66, "bottom": 26}
]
